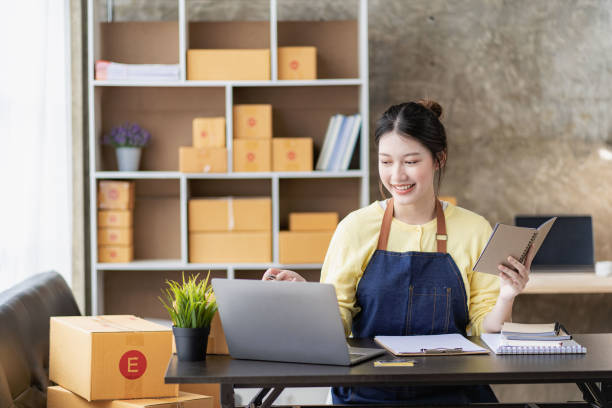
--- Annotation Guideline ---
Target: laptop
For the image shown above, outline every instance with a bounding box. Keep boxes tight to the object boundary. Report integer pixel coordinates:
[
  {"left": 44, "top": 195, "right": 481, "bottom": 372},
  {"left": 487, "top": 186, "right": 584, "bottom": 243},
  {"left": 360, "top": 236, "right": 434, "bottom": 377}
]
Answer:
[
  {"left": 211, "top": 279, "right": 386, "bottom": 366},
  {"left": 514, "top": 215, "right": 594, "bottom": 272}
]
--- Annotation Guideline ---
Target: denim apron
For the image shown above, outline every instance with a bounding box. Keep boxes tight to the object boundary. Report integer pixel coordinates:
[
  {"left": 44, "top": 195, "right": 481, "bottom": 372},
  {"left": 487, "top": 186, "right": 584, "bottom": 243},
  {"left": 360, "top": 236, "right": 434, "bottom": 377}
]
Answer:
[{"left": 332, "top": 198, "right": 497, "bottom": 405}]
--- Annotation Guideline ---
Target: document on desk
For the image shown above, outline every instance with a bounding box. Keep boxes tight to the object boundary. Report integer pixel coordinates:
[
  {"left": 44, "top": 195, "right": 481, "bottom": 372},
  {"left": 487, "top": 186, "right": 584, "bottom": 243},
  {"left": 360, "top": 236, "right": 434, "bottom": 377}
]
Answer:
[{"left": 374, "top": 334, "right": 489, "bottom": 356}]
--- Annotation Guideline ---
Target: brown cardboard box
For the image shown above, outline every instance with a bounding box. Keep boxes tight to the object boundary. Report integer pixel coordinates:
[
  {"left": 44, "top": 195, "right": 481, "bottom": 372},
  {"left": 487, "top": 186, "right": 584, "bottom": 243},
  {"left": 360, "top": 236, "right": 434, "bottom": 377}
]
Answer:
[
  {"left": 49, "top": 315, "right": 178, "bottom": 401},
  {"left": 279, "top": 231, "right": 334, "bottom": 264},
  {"left": 98, "top": 181, "right": 134, "bottom": 210},
  {"left": 272, "top": 138, "right": 313, "bottom": 172},
  {"left": 97, "top": 227, "right": 133, "bottom": 246},
  {"left": 189, "top": 197, "right": 271, "bottom": 232},
  {"left": 192, "top": 117, "right": 226, "bottom": 148},
  {"left": 98, "top": 246, "right": 134, "bottom": 263},
  {"left": 189, "top": 232, "right": 271, "bottom": 263},
  {"left": 179, "top": 147, "right": 227, "bottom": 173},
  {"left": 233, "top": 139, "right": 271, "bottom": 172},
  {"left": 439, "top": 195, "right": 457, "bottom": 205},
  {"left": 180, "top": 385, "right": 220, "bottom": 408},
  {"left": 278, "top": 46, "right": 317, "bottom": 80},
  {"left": 187, "top": 49, "right": 270, "bottom": 81},
  {"left": 48, "top": 387, "right": 212, "bottom": 408},
  {"left": 289, "top": 212, "right": 338, "bottom": 231},
  {"left": 98, "top": 210, "right": 133, "bottom": 228},
  {"left": 233, "top": 105, "right": 272, "bottom": 139},
  {"left": 206, "top": 312, "right": 229, "bottom": 355}
]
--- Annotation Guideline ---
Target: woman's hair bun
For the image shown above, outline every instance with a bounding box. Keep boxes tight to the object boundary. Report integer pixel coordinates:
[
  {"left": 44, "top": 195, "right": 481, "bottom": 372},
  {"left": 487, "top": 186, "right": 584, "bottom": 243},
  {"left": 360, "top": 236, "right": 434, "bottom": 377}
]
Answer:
[{"left": 417, "top": 99, "right": 443, "bottom": 119}]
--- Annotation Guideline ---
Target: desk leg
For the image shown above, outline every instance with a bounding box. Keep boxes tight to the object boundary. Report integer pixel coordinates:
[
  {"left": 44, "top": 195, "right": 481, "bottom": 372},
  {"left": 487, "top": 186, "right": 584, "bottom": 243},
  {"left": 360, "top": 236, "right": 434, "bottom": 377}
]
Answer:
[
  {"left": 220, "top": 384, "right": 235, "bottom": 408},
  {"left": 577, "top": 382, "right": 611, "bottom": 408}
]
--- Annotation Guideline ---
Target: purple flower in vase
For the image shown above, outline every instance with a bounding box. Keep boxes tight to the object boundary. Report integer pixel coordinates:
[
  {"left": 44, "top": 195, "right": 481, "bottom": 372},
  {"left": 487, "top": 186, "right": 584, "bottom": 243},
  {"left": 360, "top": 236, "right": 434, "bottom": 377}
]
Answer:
[{"left": 102, "top": 122, "right": 152, "bottom": 148}]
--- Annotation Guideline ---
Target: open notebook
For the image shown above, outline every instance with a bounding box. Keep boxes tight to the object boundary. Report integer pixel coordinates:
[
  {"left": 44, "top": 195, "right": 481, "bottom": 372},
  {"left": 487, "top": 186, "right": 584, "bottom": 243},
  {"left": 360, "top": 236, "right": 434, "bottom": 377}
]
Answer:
[{"left": 481, "top": 333, "right": 586, "bottom": 355}]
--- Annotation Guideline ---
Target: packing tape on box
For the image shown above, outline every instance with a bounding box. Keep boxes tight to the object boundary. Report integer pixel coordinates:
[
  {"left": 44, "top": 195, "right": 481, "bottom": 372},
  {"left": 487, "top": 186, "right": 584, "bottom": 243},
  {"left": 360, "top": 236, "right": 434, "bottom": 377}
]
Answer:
[{"left": 227, "top": 196, "right": 235, "bottom": 231}]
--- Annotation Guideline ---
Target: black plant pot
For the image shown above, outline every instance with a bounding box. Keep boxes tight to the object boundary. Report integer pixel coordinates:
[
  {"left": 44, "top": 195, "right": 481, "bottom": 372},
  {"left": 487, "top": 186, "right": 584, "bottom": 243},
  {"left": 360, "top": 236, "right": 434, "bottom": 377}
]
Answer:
[{"left": 173, "top": 326, "right": 210, "bottom": 361}]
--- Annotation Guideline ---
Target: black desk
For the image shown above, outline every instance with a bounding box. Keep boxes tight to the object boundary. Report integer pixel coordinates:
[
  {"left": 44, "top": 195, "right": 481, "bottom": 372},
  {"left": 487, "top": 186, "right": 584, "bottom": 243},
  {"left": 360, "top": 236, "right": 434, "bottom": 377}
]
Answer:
[{"left": 165, "top": 334, "right": 612, "bottom": 408}]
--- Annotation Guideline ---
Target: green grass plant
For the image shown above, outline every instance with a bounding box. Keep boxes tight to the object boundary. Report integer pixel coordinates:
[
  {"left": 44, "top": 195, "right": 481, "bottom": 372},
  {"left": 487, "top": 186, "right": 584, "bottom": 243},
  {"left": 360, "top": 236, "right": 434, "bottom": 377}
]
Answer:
[{"left": 159, "top": 272, "right": 217, "bottom": 329}]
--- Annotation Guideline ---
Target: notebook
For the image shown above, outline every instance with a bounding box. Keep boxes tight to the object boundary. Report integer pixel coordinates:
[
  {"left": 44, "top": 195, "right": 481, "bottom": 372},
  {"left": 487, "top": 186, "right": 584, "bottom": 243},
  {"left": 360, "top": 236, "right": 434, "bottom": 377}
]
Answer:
[
  {"left": 481, "top": 333, "right": 587, "bottom": 355},
  {"left": 473, "top": 217, "right": 557, "bottom": 275},
  {"left": 501, "top": 322, "right": 572, "bottom": 340},
  {"left": 374, "top": 333, "right": 489, "bottom": 356}
]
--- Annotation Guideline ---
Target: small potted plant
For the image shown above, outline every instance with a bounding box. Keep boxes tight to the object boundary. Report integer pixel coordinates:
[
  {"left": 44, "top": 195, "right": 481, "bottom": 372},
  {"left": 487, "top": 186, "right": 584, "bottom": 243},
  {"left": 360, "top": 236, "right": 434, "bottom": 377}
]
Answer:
[
  {"left": 159, "top": 272, "right": 217, "bottom": 361},
  {"left": 102, "top": 122, "right": 151, "bottom": 171}
]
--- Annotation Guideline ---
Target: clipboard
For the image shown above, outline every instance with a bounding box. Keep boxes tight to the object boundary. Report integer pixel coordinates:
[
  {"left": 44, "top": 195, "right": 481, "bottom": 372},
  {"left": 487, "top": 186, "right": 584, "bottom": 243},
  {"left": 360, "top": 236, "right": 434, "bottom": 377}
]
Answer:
[{"left": 374, "top": 334, "right": 490, "bottom": 356}]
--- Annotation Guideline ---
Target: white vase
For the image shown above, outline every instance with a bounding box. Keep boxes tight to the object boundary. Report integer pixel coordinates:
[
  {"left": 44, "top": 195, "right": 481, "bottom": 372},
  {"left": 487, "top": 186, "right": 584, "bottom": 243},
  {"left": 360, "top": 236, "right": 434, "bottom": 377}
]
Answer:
[{"left": 116, "top": 147, "right": 142, "bottom": 171}]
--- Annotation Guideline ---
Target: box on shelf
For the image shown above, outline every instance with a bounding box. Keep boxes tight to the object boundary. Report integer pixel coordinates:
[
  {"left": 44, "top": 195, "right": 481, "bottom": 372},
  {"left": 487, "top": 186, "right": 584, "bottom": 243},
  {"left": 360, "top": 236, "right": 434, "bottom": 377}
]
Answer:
[
  {"left": 233, "top": 104, "right": 273, "bottom": 139},
  {"left": 192, "top": 117, "right": 226, "bottom": 148},
  {"left": 289, "top": 212, "right": 339, "bottom": 231},
  {"left": 98, "top": 181, "right": 134, "bottom": 210},
  {"left": 50, "top": 315, "right": 178, "bottom": 401},
  {"left": 279, "top": 231, "right": 334, "bottom": 264},
  {"left": 278, "top": 46, "right": 317, "bottom": 80},
  {"left": 48, "top": 387, "right": 212, "bottom": 408},
  {"left": 187, "top": 49, "right": 270, "bottom": 81},
  {"left": 189, "top": 197, "right": 271, "bottom": 232},
  {"left": 97, "top": 227, "right": 133, "bottom": 246},
  {"left": 179, "top": 147, "right": 227, "bottom": 173},
  {"left": 233, "top": 139, "right": 271, "bottom": 172},
  {"left": 189, "top": 231, "right": 271, "bottom": 263},
  {"left": 98, "top": 210, "right": 133, "bottom": 228},
  {"left": 272, "top": 138, "right": 313, "bottom": 172},
  {"left": 98, "top": 246, "right": 134, "bottom": 263}
]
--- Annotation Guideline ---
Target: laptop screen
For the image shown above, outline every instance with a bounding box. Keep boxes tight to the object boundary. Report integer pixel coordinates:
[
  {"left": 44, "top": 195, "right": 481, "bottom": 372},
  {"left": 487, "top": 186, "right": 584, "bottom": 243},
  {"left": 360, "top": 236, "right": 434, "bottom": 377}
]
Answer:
[{"left": 514, "top": 216, "right": 594, "bottom": 267}]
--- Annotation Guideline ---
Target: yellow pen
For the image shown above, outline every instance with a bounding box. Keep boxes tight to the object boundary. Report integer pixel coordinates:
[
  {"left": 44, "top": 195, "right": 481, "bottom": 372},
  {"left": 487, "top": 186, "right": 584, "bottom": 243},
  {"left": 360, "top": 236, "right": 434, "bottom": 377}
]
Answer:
[{"left": 374, "top": 358, "right": 416, "bottom": 367}]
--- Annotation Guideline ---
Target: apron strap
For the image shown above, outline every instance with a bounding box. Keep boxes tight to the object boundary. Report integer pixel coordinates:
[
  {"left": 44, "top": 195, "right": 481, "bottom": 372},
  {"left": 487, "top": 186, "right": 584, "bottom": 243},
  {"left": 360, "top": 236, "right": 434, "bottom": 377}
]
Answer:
[{"left": 377, "top": 198, "right": 448, "bottom": 253}]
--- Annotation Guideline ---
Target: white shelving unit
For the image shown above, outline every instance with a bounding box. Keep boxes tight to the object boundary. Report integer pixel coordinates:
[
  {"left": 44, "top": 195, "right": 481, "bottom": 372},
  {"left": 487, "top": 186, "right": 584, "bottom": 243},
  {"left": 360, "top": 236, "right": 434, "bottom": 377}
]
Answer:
[{"left": 88, "top": 0, "right": 369, "bottom": 316}]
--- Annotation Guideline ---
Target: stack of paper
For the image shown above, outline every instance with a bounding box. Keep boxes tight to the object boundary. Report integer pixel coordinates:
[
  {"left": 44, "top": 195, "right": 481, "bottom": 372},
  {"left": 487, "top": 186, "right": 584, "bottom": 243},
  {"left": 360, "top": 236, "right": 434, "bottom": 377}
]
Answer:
[
  {"left": 315, "top": 114, "right": 362, "bottom": 171},
  {"left": 95, "top": 60, "right": 180, "bottom": 81},
  {"left": 374, "top": 333, "right": 489, "bottom": 356},
  {"left": 481, "top": 323, "right": 586, "bottom": 354}
]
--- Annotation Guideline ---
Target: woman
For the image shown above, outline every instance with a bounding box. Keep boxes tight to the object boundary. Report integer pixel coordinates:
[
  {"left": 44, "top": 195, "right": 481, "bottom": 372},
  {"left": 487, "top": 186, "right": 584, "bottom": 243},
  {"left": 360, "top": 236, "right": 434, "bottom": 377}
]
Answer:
[{"left": 262, "top": 100, "right": 533, "bottom": 405}]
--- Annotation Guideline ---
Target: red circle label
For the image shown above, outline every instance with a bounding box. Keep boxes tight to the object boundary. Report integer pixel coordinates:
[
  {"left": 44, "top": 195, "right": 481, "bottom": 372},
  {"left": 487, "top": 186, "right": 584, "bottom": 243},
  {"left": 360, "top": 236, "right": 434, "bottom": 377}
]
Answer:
[
  {"left": 248, "top": 117, "right": 256, "bottom": 127},
  {"left": 109, "top": 215, "right": 117, "bottom": 222},
  {"left": 290, "top": 60, "right": 299, "bottom": 70},
  {"left": 109, "top": 189, "right": 118, "bottom": 200},
  {"left": 201, "top": 131, "right": 208, "bottom": 138},
  {"left": 110, "top": 250, "right": 117, "bottom": 258},
  {"left": 119, "top": 350, "right": 147, "bottom": 379},
  {"left": 287, "top": 151, "right": 296, "bottom": 160},
  {"left": 247, "top": 152, "right": 256, "bottom": 162}
]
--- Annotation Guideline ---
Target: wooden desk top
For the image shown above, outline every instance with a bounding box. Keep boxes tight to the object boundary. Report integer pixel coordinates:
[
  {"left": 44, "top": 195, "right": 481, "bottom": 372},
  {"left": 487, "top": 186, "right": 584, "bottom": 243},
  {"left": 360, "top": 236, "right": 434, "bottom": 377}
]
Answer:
[{"left": 523, "top": 273, "right": 612, "bottom": 294}]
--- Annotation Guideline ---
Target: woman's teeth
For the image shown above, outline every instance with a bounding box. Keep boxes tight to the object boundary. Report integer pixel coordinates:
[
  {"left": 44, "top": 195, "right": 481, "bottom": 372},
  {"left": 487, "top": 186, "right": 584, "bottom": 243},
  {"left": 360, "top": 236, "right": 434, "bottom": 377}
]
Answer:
[{"left": 394, "top": 184, "right": 415, "bottom": 191}]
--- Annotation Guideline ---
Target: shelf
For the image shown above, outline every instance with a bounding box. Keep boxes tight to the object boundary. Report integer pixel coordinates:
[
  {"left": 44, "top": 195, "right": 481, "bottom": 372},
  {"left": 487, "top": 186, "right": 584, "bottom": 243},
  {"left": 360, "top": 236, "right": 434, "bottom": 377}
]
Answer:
[
  {"left": 95, "top": 171, "right": 181, "bottom": 179},
  {"left": 96, "top": 260, "right": 322, "bottom": 271},
  {"left": 95, "top": 170, "right": 367, "bottom": 180},
  {"left": 522, "top": 273, "right": 612, "bottom": 294},
  {"left": 93, "top": 79, "right": 363, "bottom": 87}
]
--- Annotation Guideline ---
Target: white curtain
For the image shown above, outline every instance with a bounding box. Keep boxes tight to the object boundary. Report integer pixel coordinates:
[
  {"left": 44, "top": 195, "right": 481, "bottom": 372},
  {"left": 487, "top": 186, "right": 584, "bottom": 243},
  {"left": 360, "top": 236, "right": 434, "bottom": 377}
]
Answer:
[{"left": 0, "top": 1, "right": 72, "bottom": 291}]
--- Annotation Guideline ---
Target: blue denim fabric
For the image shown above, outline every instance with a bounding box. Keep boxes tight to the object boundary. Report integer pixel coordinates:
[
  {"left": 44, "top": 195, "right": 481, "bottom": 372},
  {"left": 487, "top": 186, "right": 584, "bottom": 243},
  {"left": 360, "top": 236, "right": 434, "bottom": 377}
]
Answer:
[{"left": 331, "top": 249, "right": 497, "bottom": 405}]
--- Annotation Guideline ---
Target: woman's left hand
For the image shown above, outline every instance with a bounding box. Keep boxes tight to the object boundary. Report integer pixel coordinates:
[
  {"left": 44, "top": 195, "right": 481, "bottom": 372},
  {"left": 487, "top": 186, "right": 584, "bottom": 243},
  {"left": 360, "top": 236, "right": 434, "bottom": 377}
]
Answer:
[{"left": 497, "top": 244, "right": 535, "bottom": 301}]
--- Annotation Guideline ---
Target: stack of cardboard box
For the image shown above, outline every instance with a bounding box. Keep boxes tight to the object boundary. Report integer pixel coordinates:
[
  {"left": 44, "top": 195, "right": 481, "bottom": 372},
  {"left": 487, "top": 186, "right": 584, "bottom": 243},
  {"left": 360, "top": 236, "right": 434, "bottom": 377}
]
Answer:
[
  {"left": 188, "top": 197, "right": 272, "bottom": 263},
  {"left": 98, "top": 181, "right": 135, "bottom": 263},
  {"left": 233, "top": 104, "right": 314, "bottom": 172},
  {"left": 48, "top": 315, "right": 212, "bottom": 408},
  {"left": 279, "top": 212, "right": 338, "bottom": 264},
  {"left": 179, "top": 117, "right": 228, "bottom": 173}
]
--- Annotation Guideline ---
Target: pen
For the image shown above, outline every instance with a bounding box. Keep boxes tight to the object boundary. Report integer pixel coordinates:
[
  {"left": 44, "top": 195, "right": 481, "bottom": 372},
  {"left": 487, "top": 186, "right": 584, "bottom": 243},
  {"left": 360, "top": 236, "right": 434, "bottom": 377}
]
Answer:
[{"left": 421, "top": 347, "right": 464, "bottom": 354}]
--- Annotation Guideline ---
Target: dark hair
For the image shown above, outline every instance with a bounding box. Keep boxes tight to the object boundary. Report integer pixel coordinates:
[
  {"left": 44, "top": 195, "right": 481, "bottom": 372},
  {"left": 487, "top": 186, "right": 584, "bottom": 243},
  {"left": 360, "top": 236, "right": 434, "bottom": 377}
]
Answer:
[{"left": 375, "top": 99, "right": 447, "bottom": 197}]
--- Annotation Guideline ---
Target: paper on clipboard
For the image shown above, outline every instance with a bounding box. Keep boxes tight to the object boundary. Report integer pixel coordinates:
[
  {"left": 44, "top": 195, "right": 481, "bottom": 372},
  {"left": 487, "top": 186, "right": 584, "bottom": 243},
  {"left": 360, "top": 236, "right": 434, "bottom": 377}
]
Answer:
[{"left": 374, "top": 333, "right": 490, "bottom": 356}]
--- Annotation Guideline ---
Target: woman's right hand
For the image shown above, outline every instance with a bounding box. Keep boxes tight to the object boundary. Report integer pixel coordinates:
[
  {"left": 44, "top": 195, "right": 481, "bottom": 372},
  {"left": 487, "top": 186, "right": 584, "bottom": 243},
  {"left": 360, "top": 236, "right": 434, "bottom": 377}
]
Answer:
[{"left": 262, "top": 268, "right": 306, "bottom": 282}]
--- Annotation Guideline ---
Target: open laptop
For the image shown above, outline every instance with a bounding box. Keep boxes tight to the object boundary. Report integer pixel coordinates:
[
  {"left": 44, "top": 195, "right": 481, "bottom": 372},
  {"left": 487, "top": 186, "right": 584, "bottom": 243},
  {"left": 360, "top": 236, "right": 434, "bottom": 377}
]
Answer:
[
  {"left": 211, "top": 279, "right": 385, "bottom": 366},
  {"left": 514, "top": 215, "right": 594, "bottom": 272}
]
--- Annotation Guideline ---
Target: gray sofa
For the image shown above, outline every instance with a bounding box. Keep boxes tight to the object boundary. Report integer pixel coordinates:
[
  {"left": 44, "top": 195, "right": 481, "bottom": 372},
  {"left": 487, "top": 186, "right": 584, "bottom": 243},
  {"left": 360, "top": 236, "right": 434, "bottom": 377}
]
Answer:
[{"left": 0, "top": 271, "right": 80, "bottom": 408}]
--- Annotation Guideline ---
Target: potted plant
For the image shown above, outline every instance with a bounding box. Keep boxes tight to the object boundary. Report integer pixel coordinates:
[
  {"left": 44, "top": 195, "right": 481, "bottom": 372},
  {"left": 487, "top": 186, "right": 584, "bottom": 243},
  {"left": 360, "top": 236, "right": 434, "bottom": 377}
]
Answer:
[
  {"left": 159, "top": 272, "right": 217, "bottom": 361},
  {"left": 102, "top": 122, "right": 151, "bottom": 171}
]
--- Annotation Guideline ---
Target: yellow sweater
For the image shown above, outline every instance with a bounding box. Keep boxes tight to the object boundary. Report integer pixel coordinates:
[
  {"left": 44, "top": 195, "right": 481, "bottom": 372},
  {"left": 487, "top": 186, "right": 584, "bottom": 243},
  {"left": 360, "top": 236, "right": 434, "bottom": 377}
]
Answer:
[{"left": 320, "top": 200, "right": 499, "bottom": 337}]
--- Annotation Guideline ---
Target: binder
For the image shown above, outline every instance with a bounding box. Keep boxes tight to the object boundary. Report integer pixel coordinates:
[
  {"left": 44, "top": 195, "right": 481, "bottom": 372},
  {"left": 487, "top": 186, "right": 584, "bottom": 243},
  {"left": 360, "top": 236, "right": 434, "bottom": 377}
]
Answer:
[{"left": 481, "top": 333, "right": 587, "bottom": 355}]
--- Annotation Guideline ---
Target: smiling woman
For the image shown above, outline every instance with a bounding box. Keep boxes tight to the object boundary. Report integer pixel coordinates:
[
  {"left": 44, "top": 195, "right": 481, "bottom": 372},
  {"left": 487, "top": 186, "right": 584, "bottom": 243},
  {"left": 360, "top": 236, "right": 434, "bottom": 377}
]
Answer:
[{"left": 263, "top": 100, "right": 534, "bottom": 406}]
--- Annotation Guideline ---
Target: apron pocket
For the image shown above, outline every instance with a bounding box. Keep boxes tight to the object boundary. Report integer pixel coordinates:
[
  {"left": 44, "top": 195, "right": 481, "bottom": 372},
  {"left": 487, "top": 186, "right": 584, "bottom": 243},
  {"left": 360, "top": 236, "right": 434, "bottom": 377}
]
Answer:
[{"left": 406, "top": 286, "right": 451, "bottom": 335}]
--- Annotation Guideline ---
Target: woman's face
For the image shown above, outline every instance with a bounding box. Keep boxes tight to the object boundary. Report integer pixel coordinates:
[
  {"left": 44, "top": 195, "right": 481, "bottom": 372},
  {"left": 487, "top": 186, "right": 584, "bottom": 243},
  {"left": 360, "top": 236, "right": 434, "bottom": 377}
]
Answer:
[{"left": 378, "top": 131, "right": 437, "bottom": 207}]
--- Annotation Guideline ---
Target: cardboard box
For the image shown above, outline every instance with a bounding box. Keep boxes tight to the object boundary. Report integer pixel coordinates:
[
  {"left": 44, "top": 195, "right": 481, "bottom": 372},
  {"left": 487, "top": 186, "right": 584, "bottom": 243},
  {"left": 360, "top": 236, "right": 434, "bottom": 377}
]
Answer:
[
  {"left": 439, "top": 195, "right": 457, "bottom": 205},
  {"left": 98, "top": 210, "right": 133, "bottom": 228},
  {"left": 97, "top": 227, "right": 133, "bottom": 246},
  {"left": 179, "top": 147, "right": 227, "bottom": 173},
  {"left": 207, "top": 312, "right": 229, "bottom": 355},
  {"left": 233, "top": 139, "right": 271, "bottom": 172},
  {"left": 98, "top": 181, "right": 134, "bottom": 210},
  {"left": 192, "top": 117, "right": 226, "bottom": 148},
  {"left": 272, "top": 138, "right": 313, "bottom": 172},
  {"left": 180, "top": 385, "right": 220, "bottom": 408},
  {"left": 98, "top": 246, "right": 134, "bottom": 263},
  {"left": 189, "top": 197, "right": 271, "bottom": 232},
  {"left": 48, "top": 387, "right": 212, "bottom": 408},
  {"left": 289, "top": 212, "right": 338, "bottom": 231},
  {"left": 187, "top": 49, "right": 270, "bottom": 81},
  {"left": 189, "top": 232, "right": 271, "bottom": 263},
  {"left": 278, "top": 46, "right": 317, "bottom": 80},
  {"left": 49, "top": 315, "right": 178, "bottom": 401},
  {"left": 233, "top": 104, "right": 272, "bottom": 139},
  {"left": 279, "top": 231, "right": 334, "bottom": 264}
]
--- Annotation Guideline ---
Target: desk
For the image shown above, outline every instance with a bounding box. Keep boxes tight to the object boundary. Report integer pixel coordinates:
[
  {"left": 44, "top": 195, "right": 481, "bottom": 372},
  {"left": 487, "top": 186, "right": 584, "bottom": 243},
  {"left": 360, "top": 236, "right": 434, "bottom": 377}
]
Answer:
[
  {"left": 165, "top": 334, "right": 612, "bottom": 408},
  {"left": 524, "top": 273, "right": 612, "bottom": 294}
]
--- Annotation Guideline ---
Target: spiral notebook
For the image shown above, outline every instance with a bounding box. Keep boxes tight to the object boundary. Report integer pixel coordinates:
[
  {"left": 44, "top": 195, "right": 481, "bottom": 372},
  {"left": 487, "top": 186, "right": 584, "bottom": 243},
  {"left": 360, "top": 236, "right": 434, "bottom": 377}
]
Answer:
[
  {"left": 473, "top": 217, "right": 557, "bottom": 275},
  {"left": 481, "top": 333, "right": 587, "bottom": 355}
]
